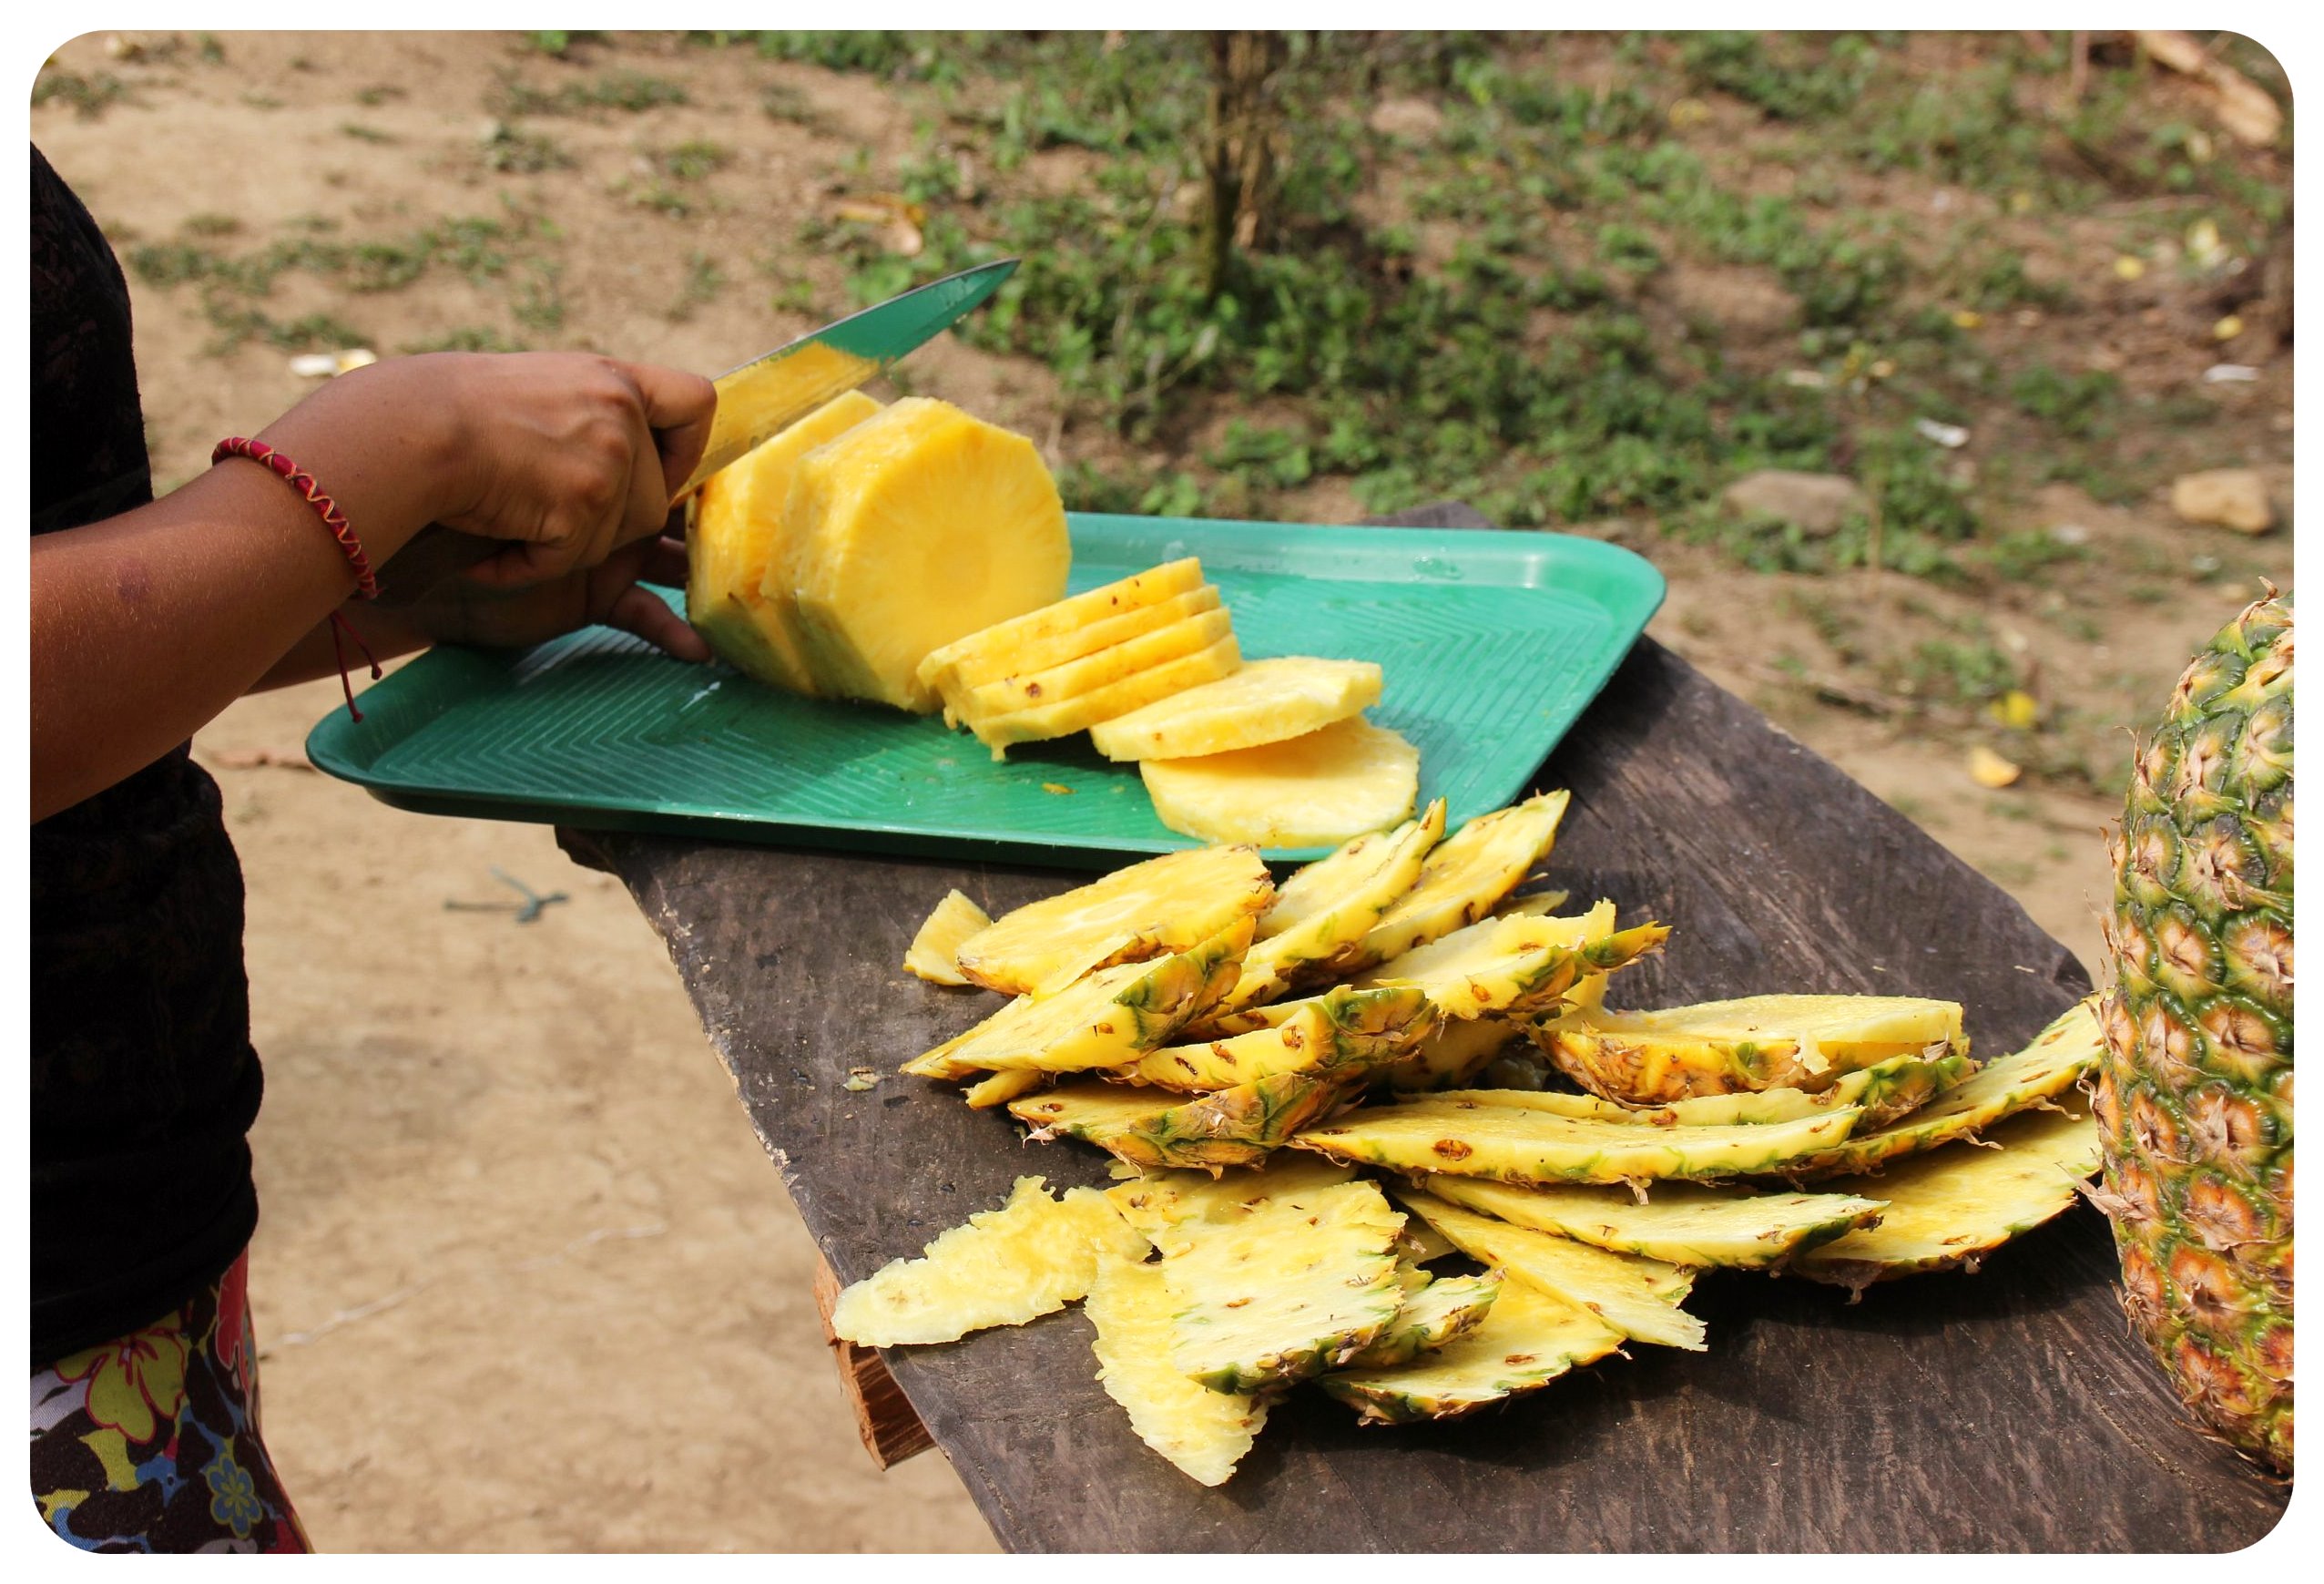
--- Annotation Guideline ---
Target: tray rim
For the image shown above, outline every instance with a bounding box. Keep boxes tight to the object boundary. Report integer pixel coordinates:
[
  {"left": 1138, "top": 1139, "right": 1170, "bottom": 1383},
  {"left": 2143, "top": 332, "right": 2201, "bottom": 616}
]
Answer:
[{"left": 306, "top": 514, "right": 1667, "bottom": 867}]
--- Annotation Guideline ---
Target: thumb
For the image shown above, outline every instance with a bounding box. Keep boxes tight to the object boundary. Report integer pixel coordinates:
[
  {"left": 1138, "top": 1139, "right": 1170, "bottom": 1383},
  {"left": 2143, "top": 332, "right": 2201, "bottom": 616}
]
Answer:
[{"left": 619, "top": 360, "right": 719, "bottom": 501}]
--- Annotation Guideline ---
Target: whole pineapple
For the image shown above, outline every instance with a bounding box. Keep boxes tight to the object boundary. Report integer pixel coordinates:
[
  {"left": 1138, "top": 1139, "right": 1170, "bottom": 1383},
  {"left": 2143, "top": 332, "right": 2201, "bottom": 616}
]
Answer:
[{"left": 2095, "top": 587, "right": 2292, "bottom": 1471}]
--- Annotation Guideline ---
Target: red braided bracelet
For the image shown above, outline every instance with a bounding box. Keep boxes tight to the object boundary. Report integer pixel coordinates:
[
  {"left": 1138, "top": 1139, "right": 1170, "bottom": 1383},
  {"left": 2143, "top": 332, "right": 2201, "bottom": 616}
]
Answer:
[
  {"left": 211, "top": 435, "right": 379, "bottom": 598},
  {"left": 211, "top": 435, "right": 383, "bottom": 720}
]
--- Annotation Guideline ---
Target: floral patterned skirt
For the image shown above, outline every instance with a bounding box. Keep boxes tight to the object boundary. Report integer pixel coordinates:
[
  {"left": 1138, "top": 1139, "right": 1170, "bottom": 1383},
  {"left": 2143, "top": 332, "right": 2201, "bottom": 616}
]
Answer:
[{"left": 29, "top": 1249, "right": 309, "bottom": 1552}]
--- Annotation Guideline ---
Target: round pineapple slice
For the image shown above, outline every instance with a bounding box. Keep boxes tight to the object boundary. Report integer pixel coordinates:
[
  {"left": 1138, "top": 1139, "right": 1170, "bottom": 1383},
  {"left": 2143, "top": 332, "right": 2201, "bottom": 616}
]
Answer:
[
  {"left": 1140, "top": 718, "right": 1420, "bottom": 849},
  {"left": 782, "top": 397, "right": 1070, "bottom": 712},
  {"left": 1090, "top": 657, "right": 1386, "bottom": 761}
]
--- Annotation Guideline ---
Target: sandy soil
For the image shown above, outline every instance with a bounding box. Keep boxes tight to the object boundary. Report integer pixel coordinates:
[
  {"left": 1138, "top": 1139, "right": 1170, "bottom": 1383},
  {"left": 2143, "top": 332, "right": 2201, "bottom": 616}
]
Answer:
[{"left": 32, "top": 27, "right": 2292, "bottom": 1553}]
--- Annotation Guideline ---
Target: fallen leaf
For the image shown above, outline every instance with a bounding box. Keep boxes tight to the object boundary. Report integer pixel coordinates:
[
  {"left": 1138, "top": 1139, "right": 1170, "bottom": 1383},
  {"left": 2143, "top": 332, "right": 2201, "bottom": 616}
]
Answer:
[
  {"left": 1989, "top": 690, "right": 2040, "bottom": 731},
  {"left": 1951, "top": 309, "right": 1983, "bottom": 330},
  {"left": 2213, "top": 315, "right": 2245, "bottom": 342},
  {"left": 2113, "top": 255, "right": 2147, "bottom": 282}
]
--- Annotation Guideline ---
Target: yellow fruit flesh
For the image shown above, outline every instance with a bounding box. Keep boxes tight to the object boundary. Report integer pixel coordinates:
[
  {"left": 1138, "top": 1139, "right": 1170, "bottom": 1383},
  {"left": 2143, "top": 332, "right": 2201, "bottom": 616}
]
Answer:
[
  {"left": 916, "top": 557, "right": 1206, "bottom": 693},
  {"left": 691, "top": 339, "right": 879, "bottom": 489},
  {"left": 1380, "top": 1013, "right": 1524, "bottom": 1091},
  {"left": 1356, "top": 791, "right": 1571, "bottom": 966},
  {"left": 1104, "top": 1158, "right": 1357, "bottom": 1246},
  {"left": 1357, "top": 905, "right": 1668, "bottom": 1022},
  {"left": 1790, "top": 1103, "right": 2101, "bottom": 1290},
  {"left": 1342, "top": 1270, "right": 1503, "bottom": 1369},
  {"left": 828, "top": 1174, "right": 1147, "bottom": 1347},
  {"left": 1319, "top": 1277, "right": 1623, "bottom": 1425},
  {"left": 783, "top": 398, "right": 1070, "bottom": 711},
  {"left": 687, "top": 389, "right": 882, "bottom": 691},
  {"left": 1121, "top": 985, "right": 1434, "bottom": 1090},
  {"left": 1089, "top": 657, "right": 1387, "bottom": 761},
  {"left": 901, "top": 888, "right": 991, "bottom": 986},
  {"left": 953, "top": 844, "right": 1274, "bottom": 997},
  {"left": 1422, "top": 1175, "right": 1887, "bottom": 1269},
  {"left": 954, "top": 606, "right": 1238, "bottom": 720},
  {"left": 1395, "top": 1188, "right": 1707, "bottom": 1349},
  {"left": 1086, "top": 1252, "right": 1269, "bottom": 1487},
  {"left": 971, "top": 635, "right": 1245, "bottom": 757},
  {"left": 1141, "top": 718, "right": 1421, "bottom": 848},
  {"left": 935, "top": 588, "right": 1223, "bottom": 724}
]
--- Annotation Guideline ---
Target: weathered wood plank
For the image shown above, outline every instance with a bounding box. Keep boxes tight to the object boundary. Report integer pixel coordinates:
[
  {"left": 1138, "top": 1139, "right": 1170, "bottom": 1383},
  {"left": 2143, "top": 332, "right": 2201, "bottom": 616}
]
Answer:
[
  {"left": 555, "top": 515, "right": 2286, "bottom": 1552},
  {"left": 810, "top": 1254, "right": 935, "bottom": 1471}
]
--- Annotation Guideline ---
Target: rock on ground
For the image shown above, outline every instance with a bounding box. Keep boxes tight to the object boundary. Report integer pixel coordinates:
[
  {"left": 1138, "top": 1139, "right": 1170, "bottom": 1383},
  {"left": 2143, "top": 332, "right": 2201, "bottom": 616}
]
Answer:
[
  {"left": 1720, "top": 470, "right": 1870, "bottom": 538},
  {"left": 2170, "top": 468, "right": 2275, "bottom": 534}
]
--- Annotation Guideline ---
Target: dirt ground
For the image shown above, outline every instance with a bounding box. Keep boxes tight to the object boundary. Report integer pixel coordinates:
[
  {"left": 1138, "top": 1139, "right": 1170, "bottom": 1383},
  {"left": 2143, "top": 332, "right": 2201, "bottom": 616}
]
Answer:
[{"left": 32, "top": 28, "right": 2293, "bottom": 1554}]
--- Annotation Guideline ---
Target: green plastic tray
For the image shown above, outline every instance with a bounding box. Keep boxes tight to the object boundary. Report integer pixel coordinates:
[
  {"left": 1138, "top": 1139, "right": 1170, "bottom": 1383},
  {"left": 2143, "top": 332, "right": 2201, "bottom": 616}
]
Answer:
[{"left": 306, "top": 514, "right": 1665, "bottom": 866}]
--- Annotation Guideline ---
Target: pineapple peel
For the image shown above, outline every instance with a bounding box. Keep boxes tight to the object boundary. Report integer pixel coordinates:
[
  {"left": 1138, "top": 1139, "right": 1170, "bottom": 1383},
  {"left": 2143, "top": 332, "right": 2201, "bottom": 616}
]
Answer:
[
  {"left": 1422, "top": 1175, "right": 1888, "bottom": 1270},
  {"left": 1354, "top": 790, "right": 1574, "bottom": 966},
  {"left": 828, "top": 1175, "right": 1146, "bottom": 1348},
  {"left": 1087, "top": 1252, "right": 1269, "bottom": 1487},
  {"left": 953, "top": 844, "right": 1274, "bottom": 997},
  {"left": 1320, "top": 1278, "right": 1623, "bottom": 1425},
  {"left": 902, "top": 889, "right": 991, "bottom": 986}
]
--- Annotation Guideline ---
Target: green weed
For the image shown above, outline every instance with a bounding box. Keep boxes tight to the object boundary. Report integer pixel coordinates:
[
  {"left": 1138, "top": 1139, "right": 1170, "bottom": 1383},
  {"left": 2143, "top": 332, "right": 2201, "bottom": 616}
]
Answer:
[
  {"left": 33, "top": 70, "right": 127, "bottom": 118},
  {"left": 482, "top": 123, "right": 573, "bottom": 173}
]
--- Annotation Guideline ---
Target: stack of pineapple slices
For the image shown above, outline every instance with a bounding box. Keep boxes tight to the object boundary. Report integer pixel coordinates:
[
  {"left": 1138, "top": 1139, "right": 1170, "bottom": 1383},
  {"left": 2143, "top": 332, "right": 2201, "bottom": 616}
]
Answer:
[{"left": 844, "top": 793, "right": 2106, "bottom": 1487}]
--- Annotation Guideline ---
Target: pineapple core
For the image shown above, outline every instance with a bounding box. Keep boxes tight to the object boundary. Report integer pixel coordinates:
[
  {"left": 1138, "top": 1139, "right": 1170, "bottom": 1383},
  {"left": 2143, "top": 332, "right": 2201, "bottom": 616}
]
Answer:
[{"left": 780, "top": 397, "right": 1071, "bottom": 712}]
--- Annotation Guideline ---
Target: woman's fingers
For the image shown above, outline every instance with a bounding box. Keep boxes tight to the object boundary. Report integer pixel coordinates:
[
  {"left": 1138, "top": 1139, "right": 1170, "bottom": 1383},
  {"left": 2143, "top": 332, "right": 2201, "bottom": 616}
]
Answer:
[{"left": 603, "top": 580, "right": 711, "bottom": 662}]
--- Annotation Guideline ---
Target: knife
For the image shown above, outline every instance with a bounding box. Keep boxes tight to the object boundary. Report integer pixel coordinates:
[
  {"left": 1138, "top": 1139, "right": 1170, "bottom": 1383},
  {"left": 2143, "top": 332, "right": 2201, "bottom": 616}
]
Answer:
[{"left": 372, "top": 257, "right": 1018, "bottom": 605}]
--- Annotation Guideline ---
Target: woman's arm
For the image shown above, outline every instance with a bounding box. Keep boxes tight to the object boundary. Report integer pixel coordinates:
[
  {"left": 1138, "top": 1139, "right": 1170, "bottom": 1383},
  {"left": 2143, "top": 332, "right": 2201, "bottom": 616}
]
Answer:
[{"left": 31, "top": 353, "right": 713, "bottom": 823}]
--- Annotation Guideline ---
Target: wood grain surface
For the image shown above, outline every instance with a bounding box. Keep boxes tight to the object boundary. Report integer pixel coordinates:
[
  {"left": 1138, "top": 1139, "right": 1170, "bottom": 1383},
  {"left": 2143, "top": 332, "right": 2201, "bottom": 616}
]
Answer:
[{"left": 556, "top": 506, "right": 2287, "bottom": 1552}]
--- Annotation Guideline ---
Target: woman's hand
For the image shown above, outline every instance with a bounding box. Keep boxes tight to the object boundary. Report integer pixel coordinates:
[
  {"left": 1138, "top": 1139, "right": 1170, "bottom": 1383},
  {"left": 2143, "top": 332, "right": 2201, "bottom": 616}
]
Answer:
[
  {"left": 259, "top": 351, "right": 718, "bottom": 588},
  {"left": 391, "top": 533, "right": 712, "bottom": 661}
]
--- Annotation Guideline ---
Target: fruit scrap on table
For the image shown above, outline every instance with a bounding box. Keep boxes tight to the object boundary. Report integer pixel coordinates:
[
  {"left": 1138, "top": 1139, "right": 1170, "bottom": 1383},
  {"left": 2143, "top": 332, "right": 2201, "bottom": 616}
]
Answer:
[
  {"left": 687, "top": 398, "right": 1415, "bottom": 848},
  {"left": 832, "top": 790, "right": 2125, "bottom": 1487}
]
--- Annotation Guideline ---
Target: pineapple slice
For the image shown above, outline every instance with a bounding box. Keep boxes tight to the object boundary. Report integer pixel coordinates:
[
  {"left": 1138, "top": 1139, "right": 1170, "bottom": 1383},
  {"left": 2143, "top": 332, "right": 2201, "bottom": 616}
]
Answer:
[
  {"left": 902, "top": 918, "right": 1252, "bottom": 1079},
  {"left": 1342, "top": 1269, "right": 1503, "bottom": 1369},
  {"left": 781, "top": 398, "right": 1071, "bottom": 712},
  {"left": 953, "top": 606, "right": 1237, "bottom": 720},
  {"left": 953, "top": 844, "right": 1274, "bottom": 997},
  {"left": 828, "top": 1174, "right": 1147, "bottom": 1347},
  {"left": 1539, "top": 993, "right": 1970, "bottom": 1104},
  {"left": 1421, "top": 1175, "right": 1886, "bottom": 1269},
  {"left": 1089, "top": 657, "right": 1386, "bottom": 761},
  {"left": 1120, "top": 985, "right": 1435, "bottom": 1090},
  {"left": 1790, "top": 1103, "right": 2101, "bottom": 1293},
  {"left": 1159, "top": 1178, "right": 1406, "bottom": 1394},
  {"left": 970, "top": 636, "right": 1245, "bottom": 758},
  {"left": 1357, "top": 905, "right": 1672, "bottom": 1021},
  {"left": 1140, "top": 718, "right": 1420, "bottom": 848},
  {"left": 1218, "top": 802, "right": 1445, "bottom": 1012},
  {"left": 1086, "top": 1252, "right": 1268, "bottom": 1487},
  {"left": 1354, "top": 790, "right": 1571, "bottom": 966},
  {"left": 1395, "top": 1188, "right": 1706, "bottom": 1349},
  {"left": 1319, "top": 1278, "right": 1623, "bottom": 1425},
  {"left": 688, "top": 389, "right": 882, "bottom": 693},
  {"left": 1430, "top": 1048, "right": 1975, "bottom": 1129},
  {"left": 916, "top": 558, "right": 1206, "bottom": 695},
  {"left": 1381, "top": 1013, "right": 1525, "bottom": 1091},
  {"left": 1104, "top": 1156, "right": 1357, "bottom": 1245},
  {"left": 901, "top": 888, "right": 991, "bottom": 986},
  {"left": 1295, "top": 1095, "right": 1865, "bottom": 1186},
  {"left": 935, "top": 588, "right": 1223, "bottom": 724},
  {"left": 1770, "top": 998, "right": 2104, "bottom": 1180},
  {"left": 1010, "top": 1072, "right": 1347, "bottom": 1170}
]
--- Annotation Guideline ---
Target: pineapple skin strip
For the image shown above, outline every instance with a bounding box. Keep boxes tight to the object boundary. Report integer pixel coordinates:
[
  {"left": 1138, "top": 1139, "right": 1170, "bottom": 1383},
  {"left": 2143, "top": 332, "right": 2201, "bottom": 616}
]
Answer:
[
  {"left": 1790, "top": 1103, "right": 2102, "bottom": 1293},
  {"left": 1538, "top": 994, "right": 1970, "bottom": 1104},
  {"left": 1219, "top": 807, "right": 1444, "bottom": 1012},
  {"left": 1320, "top": 1278, "right": 1624, "bottom": 1425},
  {"left": 1105, "top": 1156, "right": 1359, "bottom": 1248},
  {"left": 1764, "top": 998, "right": 2105, "bottom": 1180},
  {"left": 1354, "top": 790, "right": 1572, "bottom": 968},
  {"left": 903, "top": 917, "right": 1253, "bottom": 1079},
  {"left": 829, "top": 1175, "right": 1147, "bottom": 1347},
  {"left": 1161, "top": 1180, "right": 1407, "bottom": 1394},
  {"left": 1011, "top": 1072, "right": 1348, "bottom": 1170},
  {"left": 1422, "top": 1174, "right": 1886, "bottom": 1270},
  {"left": 1262, "top": 800, "right": 1446, "bottom": 942},
  {"left": 902, "top": 889, "right": 991, "bottom": 986},
  {"left": 1361, "top": 919, "right": 1673, "bottom": 1022},
  {"left": 953, "top": 844, "right": 1274, "bottom": 998},
  {"left": 1379, "top": 1012, "right": 1524, "bottom": 1091},
  {"left": 1343, "top": 1271, "right": 1503, "bottom": 1369},
  {"left": 1396, "top": 1188, "right": 1708, "bottom": 1350},
  {"left": 1424, "top": 1047, "right": 1976, "bottom": 1130},
  {"left": 1121, "top": 985, "right": 1436, "bottom": 1091},
  {"left": 1294, "top": 1098, "right": 1867, "bottom": 1186},
  {"left": 962, "top": 1068, "right": 1045, "bottom": 1109},
  {"left": 1086, "top": 1252, "right": 1268, "bottom": 1487}
]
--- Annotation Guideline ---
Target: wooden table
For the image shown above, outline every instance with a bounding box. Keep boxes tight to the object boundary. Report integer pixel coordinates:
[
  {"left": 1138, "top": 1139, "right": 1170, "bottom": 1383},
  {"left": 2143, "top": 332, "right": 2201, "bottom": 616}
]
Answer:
[{"left": 556, "top": 508, "right": 2286, "bottom": 1552}]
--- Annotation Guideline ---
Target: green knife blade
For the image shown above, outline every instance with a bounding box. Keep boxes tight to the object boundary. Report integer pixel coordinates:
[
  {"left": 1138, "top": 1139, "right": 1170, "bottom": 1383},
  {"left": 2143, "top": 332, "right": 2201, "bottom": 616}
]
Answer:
[
  {"left": 681, "top": 256, "right": 1018, "bottom": 493},
  {"left": 373, "top": 257, "right": 1017, "bottom": 604}
]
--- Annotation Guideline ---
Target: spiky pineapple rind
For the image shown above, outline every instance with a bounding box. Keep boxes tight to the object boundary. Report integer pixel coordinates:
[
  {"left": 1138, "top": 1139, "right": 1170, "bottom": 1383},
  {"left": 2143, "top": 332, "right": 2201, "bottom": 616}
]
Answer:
[
  {"left": 1319, "top": 1278, "right": 1623, "bottom": 1425},
  {"left": 953, "top": 844, "right": 1274, "bottom": 997},
  {"left": 1086, "top": 1251, "right": 1269, "bottom": 1487},
  {"left": 1342, "top": 1271, "right": 1505, "bottom": 1369},
  {"left": 1422, "top": 1174, "right": 1889, "bottom": 1270}
]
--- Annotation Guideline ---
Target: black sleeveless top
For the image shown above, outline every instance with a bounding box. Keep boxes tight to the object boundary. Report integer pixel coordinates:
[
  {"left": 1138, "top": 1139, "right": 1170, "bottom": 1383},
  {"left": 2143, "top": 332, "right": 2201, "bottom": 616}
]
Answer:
[{"left": 31, "top": 144, "right": 262, "bottom": 1365}]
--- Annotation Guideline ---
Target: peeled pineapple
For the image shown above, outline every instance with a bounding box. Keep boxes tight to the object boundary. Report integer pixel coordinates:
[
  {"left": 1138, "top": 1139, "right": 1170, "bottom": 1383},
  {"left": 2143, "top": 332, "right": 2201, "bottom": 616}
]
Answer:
[
  {"left": 780, "top": 397, "right": 1070, "bottom": 712},
  {"left": 687, "top": 390, "right": 882, "bottom": 692},
  {"left": 1090, "top": 657, "right": 1385, "bottom": 761},
  {"left": 1141, "top": 717, "right": 1421, "bottom": 847}
]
